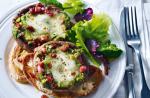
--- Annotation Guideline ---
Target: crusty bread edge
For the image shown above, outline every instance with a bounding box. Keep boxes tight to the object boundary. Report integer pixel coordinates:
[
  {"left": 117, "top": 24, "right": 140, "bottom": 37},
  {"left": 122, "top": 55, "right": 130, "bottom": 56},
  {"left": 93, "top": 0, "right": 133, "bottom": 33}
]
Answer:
[{"left": 8, "top": 45, "right": 28, "bottom": 83}]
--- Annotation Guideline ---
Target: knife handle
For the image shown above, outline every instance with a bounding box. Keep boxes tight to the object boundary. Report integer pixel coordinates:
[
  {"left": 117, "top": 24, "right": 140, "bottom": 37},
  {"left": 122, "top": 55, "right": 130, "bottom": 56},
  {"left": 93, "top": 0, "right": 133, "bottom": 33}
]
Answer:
[{"left": 126, "top": 68, "right": 136, "bottom": 98}]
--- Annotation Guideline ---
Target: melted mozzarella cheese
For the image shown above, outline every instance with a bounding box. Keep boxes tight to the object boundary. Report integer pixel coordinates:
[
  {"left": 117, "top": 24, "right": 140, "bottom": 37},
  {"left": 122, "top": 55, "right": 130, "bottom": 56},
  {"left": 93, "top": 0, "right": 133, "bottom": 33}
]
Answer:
[
  {"left": 51, "top": 51, "right": 79, "bottom": 87},
  {"left": 26, "top": 13, "right": 66, "bottom": 38}
]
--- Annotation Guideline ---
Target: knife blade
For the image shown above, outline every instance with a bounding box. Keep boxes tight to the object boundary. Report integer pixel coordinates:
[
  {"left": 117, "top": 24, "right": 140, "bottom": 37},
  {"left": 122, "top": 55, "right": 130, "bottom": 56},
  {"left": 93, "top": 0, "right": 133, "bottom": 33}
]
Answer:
[{"left": 120, "top": 8, "right": 136, "bottom": 98}]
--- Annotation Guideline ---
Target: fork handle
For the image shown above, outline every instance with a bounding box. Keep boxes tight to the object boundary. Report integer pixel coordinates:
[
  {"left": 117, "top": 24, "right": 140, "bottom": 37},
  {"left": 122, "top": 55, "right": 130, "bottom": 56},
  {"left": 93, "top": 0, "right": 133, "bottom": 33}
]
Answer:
[
  {"left": 126, "top": 71, "right": 136, "bottom": 98},
  {"left": 126, "top": 64, "right": 136, "bottom": 98},
  {"left": 134, "top": 49, "right": 147, "bottom": 87}
]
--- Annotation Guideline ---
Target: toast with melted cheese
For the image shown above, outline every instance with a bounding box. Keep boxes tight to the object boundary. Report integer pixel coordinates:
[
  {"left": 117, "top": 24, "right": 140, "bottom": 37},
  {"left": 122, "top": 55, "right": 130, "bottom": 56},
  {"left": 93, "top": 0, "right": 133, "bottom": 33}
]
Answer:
[{"left": 23, "top": 41, "right": 104, "bottom": 97}]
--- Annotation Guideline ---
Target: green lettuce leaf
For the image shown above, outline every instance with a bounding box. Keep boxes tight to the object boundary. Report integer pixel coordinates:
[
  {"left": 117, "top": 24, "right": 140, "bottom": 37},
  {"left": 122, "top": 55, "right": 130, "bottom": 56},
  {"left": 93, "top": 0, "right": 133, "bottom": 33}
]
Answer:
[
  {"left": 39, "top": 0, "right": 63, "bottom": 8},
  {"left": 84, "top": 14, "right": 111, "bottom": 44},
  {"left": 97, "top": 42, "right": 122, "bottom": 58},
  {"left": 71, "top": 22, "right": 100, "bottom": 67},
  {"left": 63, "top": 0, "right": 85, "bottom": 15},
  {"left": 67, "top": 14, "right": 120, "bottom": 67}
]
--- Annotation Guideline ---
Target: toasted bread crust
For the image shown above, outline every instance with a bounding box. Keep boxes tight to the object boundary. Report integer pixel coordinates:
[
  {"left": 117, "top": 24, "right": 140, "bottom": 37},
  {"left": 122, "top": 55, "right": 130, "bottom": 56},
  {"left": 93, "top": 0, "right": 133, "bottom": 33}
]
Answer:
[
  {"left": 23, "top": 41, "right": 104, "bottom": 98},
  {"left": 9, "top": 45, "right": 29, "bottom": 83},
  {"left": 73, "top": 66, "right": 103, "bottom": 96}
]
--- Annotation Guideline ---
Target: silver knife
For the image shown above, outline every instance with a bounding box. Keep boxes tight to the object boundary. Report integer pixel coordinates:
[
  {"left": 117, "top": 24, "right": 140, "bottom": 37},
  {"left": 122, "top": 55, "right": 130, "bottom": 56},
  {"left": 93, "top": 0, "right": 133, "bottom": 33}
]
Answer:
[{"left": 120, "top": 8, "right": 136, "bottom": 98}]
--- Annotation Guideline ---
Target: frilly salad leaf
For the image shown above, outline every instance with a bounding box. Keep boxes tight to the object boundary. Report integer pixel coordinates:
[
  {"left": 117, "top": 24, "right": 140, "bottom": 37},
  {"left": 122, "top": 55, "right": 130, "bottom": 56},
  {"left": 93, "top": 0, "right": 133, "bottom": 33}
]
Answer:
[
  {"left": 97, "top": 42, "right": 122, "bottom": 58},
  {"left": 67, "top": 14, "right": 122, "bottom": 67},
  {"left": 83, "top": 14, "right": 111, "bottom": 44},
  {"left": 39, "top": 0, "right": 63, "bottom": 8},
  {"left": 71, "top": 22, "right": 100, "bottom": 66},
  {"left": 63, "top": 0, "right": 85, "bottom": 15}
]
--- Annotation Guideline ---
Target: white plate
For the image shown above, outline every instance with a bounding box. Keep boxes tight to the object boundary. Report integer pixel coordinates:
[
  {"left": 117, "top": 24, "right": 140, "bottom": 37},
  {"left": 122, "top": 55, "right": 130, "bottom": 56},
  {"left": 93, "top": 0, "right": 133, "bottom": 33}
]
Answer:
[{"left": 0, "top": 1, "right": 126, "bottom": 98}]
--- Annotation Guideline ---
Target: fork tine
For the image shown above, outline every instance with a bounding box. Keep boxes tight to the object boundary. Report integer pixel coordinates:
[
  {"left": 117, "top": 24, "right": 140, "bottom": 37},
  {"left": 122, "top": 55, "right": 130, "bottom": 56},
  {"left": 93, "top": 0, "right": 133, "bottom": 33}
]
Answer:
[
  {"left": 124, "top": 7, "right": 128, "bottom": 39},
  {"left": 126, "top": 7, "right": 131, "bottom": 38},
  {"left": 134, "top": 7, "right": 140, "bottom": 38},
  {"left": 131, "top": 7, "right": 136, "bottom": 37},
  {"left": 124, "top": 7, "right": 132, "bottom": 39}
]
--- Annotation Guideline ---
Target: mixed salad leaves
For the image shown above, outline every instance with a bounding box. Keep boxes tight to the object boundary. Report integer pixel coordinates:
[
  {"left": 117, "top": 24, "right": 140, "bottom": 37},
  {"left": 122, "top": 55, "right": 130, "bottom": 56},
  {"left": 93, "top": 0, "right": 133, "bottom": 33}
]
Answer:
[
  {"left": 63, "top": 0, "right": 85, "bottom": 15},
  {"left": 39, "top": 0, "right": 63, "bottom": 8},
  {"left": 38, "top": 0, "right": 122, "bottom": 67}
]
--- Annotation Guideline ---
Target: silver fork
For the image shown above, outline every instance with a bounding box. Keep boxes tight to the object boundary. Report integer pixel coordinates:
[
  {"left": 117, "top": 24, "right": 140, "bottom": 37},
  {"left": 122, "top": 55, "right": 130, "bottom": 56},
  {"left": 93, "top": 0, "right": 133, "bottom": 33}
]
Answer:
[{"left": 124, "top": 7, "right": 150, "bottom": 98}]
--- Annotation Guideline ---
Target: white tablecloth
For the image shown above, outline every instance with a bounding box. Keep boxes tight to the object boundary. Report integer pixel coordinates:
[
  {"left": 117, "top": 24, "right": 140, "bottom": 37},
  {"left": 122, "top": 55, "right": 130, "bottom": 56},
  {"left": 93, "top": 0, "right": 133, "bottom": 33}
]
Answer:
[{"left": 0, "top": 0, "right": 150, "bottom": 98}]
